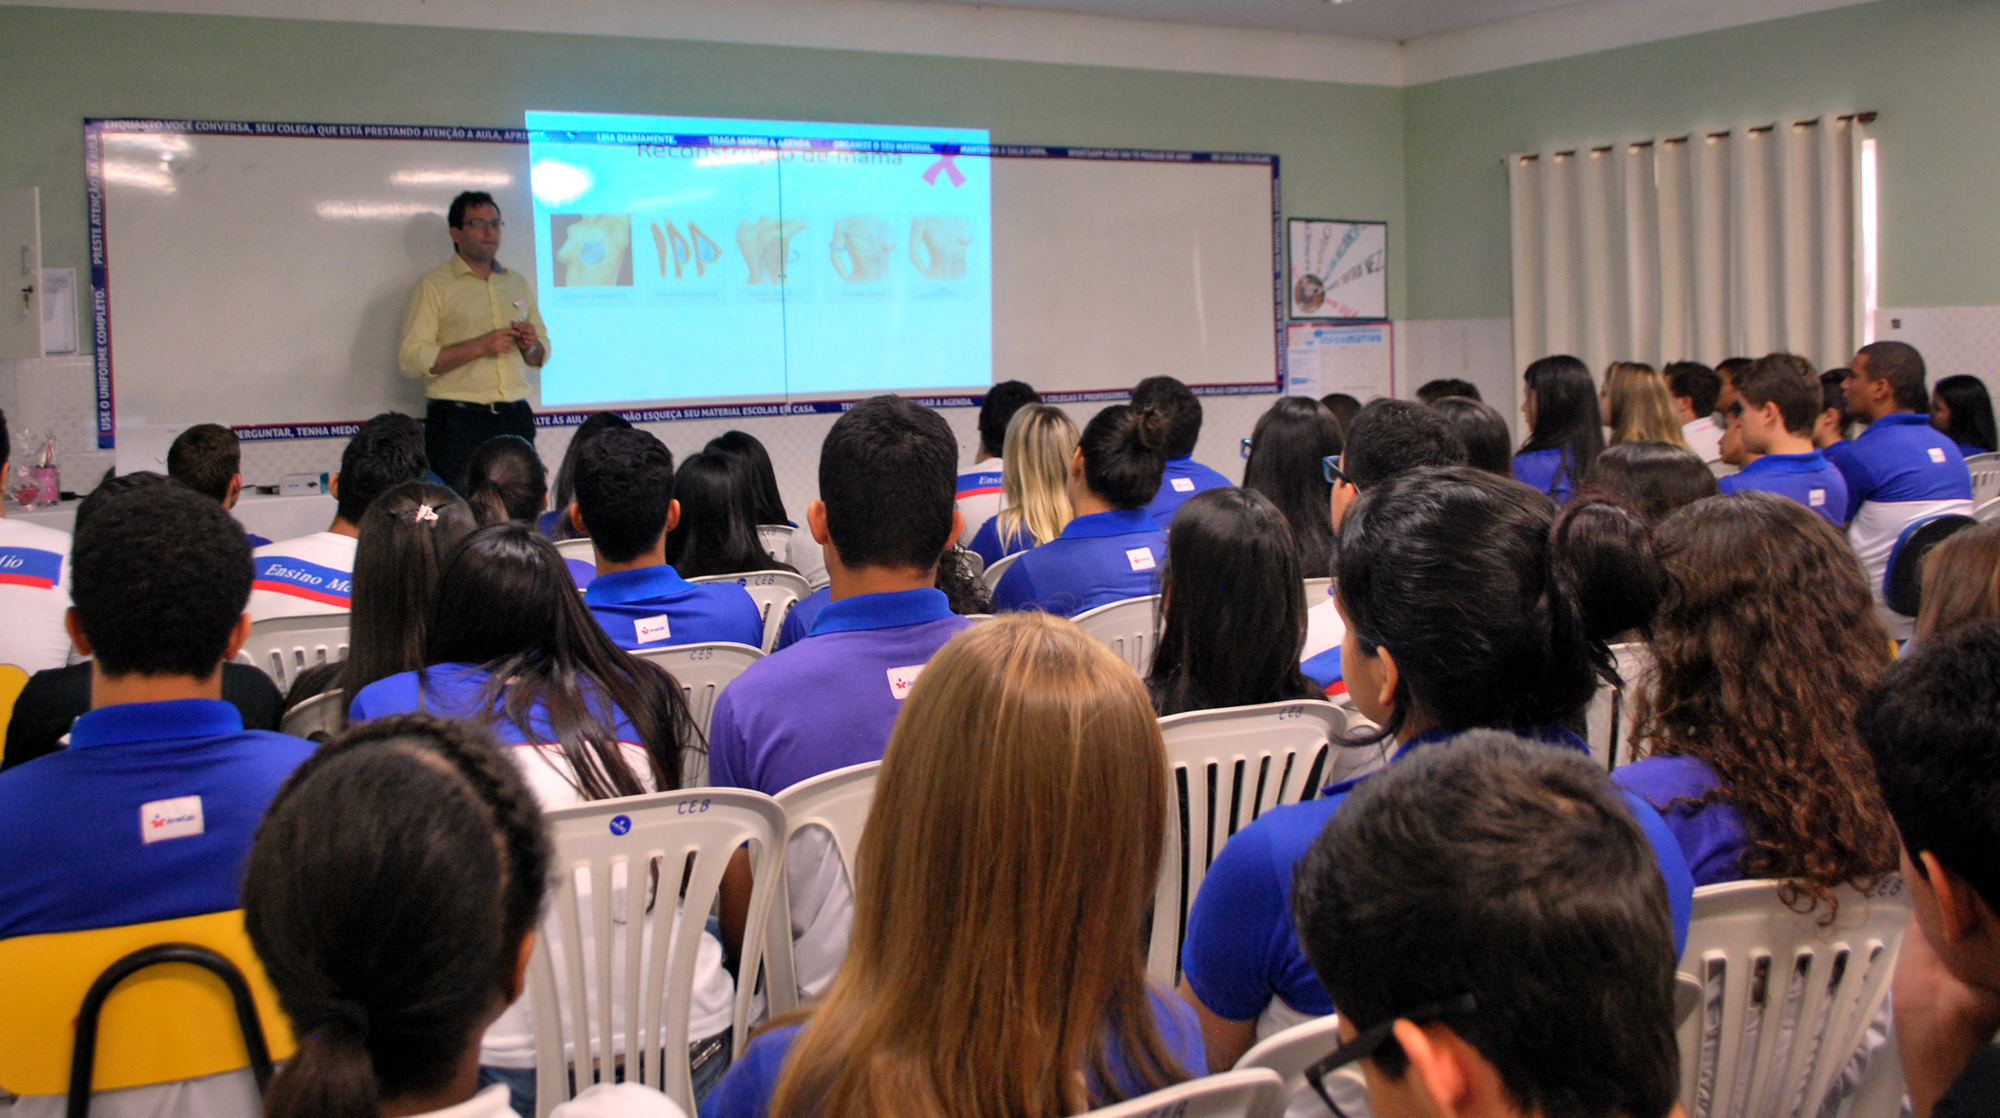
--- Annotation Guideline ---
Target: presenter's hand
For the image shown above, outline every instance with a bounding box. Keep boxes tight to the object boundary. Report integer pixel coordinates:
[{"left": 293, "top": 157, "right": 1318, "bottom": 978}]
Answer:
[
  {"left": 474, "top": 328, "right": 518, "bottom": 357},
  {"left": 511, "top": 320, "right": 540, "bottom": 350}
]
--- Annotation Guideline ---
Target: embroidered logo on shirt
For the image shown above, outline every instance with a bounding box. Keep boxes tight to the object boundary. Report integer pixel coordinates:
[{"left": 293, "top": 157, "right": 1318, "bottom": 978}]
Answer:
[
  {"left": 887, "top": 664, "right": 925, "bottom": 700},
  {"left": 140, "top": 795, "right": 204, "bottom": 844},
  {"left": 1930, "top": 447, "right": 1948, "bottom": 463},
  {"left": 252, "top": 557, "right": 352, "bottom": 607},
  {"left": 634, "top": 615, "right": 672, "bottom": 644},
  {"left": 1171, "top": 477, "right": 1196, "bottom": 492},
  {"left": 1809, "top": 488, "right": 1827, "bottom": 507},
  {"left": 1126, "top": 547, "right": 1157, "bottom": 572},
  {"left": 0, "top": 546, "right": 62, "bottom": 590}
]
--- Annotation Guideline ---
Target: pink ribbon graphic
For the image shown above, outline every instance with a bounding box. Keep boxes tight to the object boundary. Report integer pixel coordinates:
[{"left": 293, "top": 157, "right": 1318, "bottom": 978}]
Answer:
[{"left": 922, "top": 154, "right": 967, "bottom": 187}]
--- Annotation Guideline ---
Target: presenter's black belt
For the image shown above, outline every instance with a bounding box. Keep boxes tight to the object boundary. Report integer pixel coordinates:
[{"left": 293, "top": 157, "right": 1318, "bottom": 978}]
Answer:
[{"left": 430, "top": 398, "right": 534, "bottom": 414}]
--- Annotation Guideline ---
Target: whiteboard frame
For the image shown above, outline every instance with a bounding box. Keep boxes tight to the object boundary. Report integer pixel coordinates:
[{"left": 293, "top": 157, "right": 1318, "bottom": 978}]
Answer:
[{"left": 85, "top": 117, "right": 1283, "bottom": 448}]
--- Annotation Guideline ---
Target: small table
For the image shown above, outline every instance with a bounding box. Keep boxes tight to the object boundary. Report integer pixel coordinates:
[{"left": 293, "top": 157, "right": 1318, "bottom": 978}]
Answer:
[{"left": 12, "top": 491, "right": 338, "bottom": 543}]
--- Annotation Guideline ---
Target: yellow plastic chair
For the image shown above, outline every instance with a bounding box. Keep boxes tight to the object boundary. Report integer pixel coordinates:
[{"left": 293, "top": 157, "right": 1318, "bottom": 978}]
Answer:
[{"left": 0, "top": 909, "right": 296, "bottom": 1113}]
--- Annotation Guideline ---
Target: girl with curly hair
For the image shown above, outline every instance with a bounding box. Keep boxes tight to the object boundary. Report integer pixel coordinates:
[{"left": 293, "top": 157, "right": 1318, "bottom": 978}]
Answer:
[{"left": 1613, "top": 490, "right": 1901, "bottom": 907}]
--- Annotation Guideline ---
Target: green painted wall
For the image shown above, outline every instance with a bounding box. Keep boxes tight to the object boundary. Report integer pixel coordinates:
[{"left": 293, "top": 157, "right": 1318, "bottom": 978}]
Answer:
[
  {"left": 1403, "top": 0, "right": 2000, "bottom": 320},
  {"left": 0, "top": 3, "right": 1407, "bottom": 345}
]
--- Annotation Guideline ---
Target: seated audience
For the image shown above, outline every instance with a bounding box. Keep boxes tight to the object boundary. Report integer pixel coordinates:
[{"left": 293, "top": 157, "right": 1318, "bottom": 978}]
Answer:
[
  {"left": 1300, "top": 398, "right": 1468, "bottom": 679},
  {"left": 574, "top": 428, "right": 763, "bottom": 652},
  {"left": 967, "top": 402, "right": 1077, "bottom": 568},
  {"left": 1718, "top": 352, "right": 1850, "bottom": 524},
  {"left": 1933, "top": 373, "right": 1998, "bottom": 459},
  {"left": 1917, "top": 520, "right": 2000, "bottom": 642},
  {"left": 168, "top": 422, "right": 269, "bottom": 545},
  {"left": 244, "top": 714, "right": 680, "bottom": 1118},
  {"left": 1604, "top": 361, "right": 1689, "bottom": 448},
  {"left": 1514, "top": 355, "right": 1603, "bottom": 503},
  {"left": 345, "top": 522, "right": 727, "bottom": 1107},
  {"left": 1668, "top": 360, "right": 1726, "bottom": 464},
  {"left": 0, "top": 480, "right": 314, "bottom": 1115},
  {"left": 248, "top": 412, "right": 428, "bottom": 621},
  {"left": 1715, "top": 356, "right": 1755, "bottom": 471},
  {"left": 1146, "top": 488, "right": 1324, "bottom": 715},
  {"left": 1614, "top": 491, "right": 1899, "bottom": 891},
  {"left": 4, "top": 475, "right": 285, "bottom": 770},
  {"left": 955, "top": 379, "right": 1040, "bottom": 546},
  {"left": 709, "top": 396, "right": 970, "bottom": 1000},
  {"left": 1429, "top": 395, "right": 1513, "bottom": 477},
  {"left": 992, "top": 404, "right": 1170, "bottom": 616},
  {"left": 702, "top": 614, "right": 1202, "bottom": 1118},
  {"left": 545, "top": 410, "right": 633, "bottom": 538},
  {"left": 1242, "top": 396, "right": 1342, "bottom": 579},
  {"left": 1828, "top": 341, "right": 1975, "bottom": 640},
  {"left": 1581, "top": 441, "right": 1718, "bottom": 525},
  {"left": 1857, "top": 621, "right": 2000, "bottom": 1118},
  {"left": 1177, "top": 467, "right": 1694, "bottom": 1070},
  {"left": 1320, "top": 392, "right": 1362, "bottom": 435},
  {"left": 1818, "top": 368, "right": 1855, "bottom": 449},
  {"left": 0, "top": 410, "right": 78, "bottom": 682},
  {"left": 708, "top": 429, "right": 792, "bottom": 526},
  {"left": 1292, "top": 734, "right": 1681, "bottom": 1118},
  {"left": 1133, "top": 375, "right": 1229, "bottom": 526},
  {"left": 1414, "top": 377, "right": 1481, "bottom": 405},
  {"left": 665, "top": 451, "right": 796, "bottom": 579}
]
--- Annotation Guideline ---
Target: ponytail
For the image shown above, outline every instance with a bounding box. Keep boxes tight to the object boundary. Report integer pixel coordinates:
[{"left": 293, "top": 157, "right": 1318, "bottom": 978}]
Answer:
[
  {"left": 463, "top": 435, "right": 548, "bottom": 526},
  {"left": 1078, "top": 404, "right": 1171, "bottom": 509},
  {"left": 1552, "top": 496, "right": 1664, "bottom": 645},
  {"left": 261, "top": 1013, "right": 378, "bottom": 1118}
]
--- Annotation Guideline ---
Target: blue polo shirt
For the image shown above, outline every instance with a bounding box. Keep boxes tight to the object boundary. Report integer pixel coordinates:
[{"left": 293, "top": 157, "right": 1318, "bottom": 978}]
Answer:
[
  {"left": 1144, "top": 455, "right": 1231, "bottom": 526},
  {"left": 701, "top": 989, "right": 1205, "bottom": 1118},
  {"left": 1718, "top": 449, "right": 1850, "bottom": 525},
  {"left": 1512, "top": 448, "right": 1575, "bottom": 503},
  {"left": 583, "top": 564, "right": 764, "bottom": 651},
  {"left": 708, "top": 589, "right": 970, "bottom": 796},
  {"left": 991, "top": 509, "right": 1166, "bottom": 618},
  {"left": 1614, "top": 755, "right": 1750, "bottom": 887},
  {"left": 348, "top": 663, "right": 643, "bottom": 744},
  {"left": 772, "top": 586, "right": 831, "bottom": 652},
  {"left": 1180, "top": 727, "right": 1695, "bottom": 1022},
  {"left": 0, "top": 699, "right": 314, "bottom": 939},
  {"left": 968, "top": 514, "right": 1036, "bottom": 569}
]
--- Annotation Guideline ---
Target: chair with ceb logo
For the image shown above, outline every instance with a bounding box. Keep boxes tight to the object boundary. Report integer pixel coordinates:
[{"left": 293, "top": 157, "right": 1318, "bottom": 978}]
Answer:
[
  {"left": 527, "top": 788, "right": 786, "bottom": 1117},
  {"left": 688, "top": 571, "right": 810, "bottom": 653},
  {"left": 761, "top": 761, "right": 883, "bottom": 1014},
  {"left": 1071, "top": 595, "right": 1161, "bottom": 675},
  {"left": 633, "top": 642, "right": 763, "bottom": 783},
  {"left": 0, "top": 908, "right": 295, "bottom": 1118},
  {"left": 237, "top": 614, "right": 350, "bottom": 692}
]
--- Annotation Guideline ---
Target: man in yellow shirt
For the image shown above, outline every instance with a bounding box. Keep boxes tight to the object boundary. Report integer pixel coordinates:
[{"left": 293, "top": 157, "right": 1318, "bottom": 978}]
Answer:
[{"left": 398, "top": 191, "right": 550, "bottom": 493}]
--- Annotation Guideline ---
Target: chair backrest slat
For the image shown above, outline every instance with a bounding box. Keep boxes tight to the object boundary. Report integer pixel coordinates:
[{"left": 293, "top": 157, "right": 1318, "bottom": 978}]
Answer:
[
  {"left": 237, "top": 614, "right": 350, "bottom": 692},
  {"left": 758, "top": 761, "right": 883, "bottom": 1016},
  {"left": 688, "top": 570, "right": 810, "bottom": 652},
  {"left": 1073, "top": 595, "right": 1161, "bottom": 675}
]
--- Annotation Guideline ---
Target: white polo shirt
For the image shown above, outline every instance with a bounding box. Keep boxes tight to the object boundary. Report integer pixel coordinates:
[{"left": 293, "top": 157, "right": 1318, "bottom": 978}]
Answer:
[
  {"left": 1682, "top": 417, "right": 1725, "bottom": 464},
  {"left": 955, "top": 457, "right": 1005, "bottom": 547},
  {"left": 1301, "top": 589, "right": 1345, "bottom": 661},
  {"left": 0, "top": 518, "right": 77, "bottom": 678},
  {"left": 245, "top": 531, "right": 357, "bottom": 622}
]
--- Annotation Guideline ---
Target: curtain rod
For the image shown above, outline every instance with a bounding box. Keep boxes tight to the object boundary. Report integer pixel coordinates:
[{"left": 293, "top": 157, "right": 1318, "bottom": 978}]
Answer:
[{"left": 1510, "top": 112, "right": 1876, "bottom": 164}]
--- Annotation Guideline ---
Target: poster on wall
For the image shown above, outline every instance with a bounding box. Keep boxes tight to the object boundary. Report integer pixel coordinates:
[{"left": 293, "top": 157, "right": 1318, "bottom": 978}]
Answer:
[
  {"left": 1288, "top": 218, "right": 1387, "bottom": 321},
  {"left": 1286, "top": 322, "right": 1392, "bottom": 401}
]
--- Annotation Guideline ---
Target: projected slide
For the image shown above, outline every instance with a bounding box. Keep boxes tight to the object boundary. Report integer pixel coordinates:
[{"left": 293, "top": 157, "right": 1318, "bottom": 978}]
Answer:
[{"left": 525, "top": 111, "right": 993, "bottom": 408}]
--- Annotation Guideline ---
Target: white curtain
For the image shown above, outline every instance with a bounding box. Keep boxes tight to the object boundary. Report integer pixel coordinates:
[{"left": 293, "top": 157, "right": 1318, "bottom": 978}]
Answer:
[{"left": 1509, "top": 115, "right": 1861, "bottom": 377}]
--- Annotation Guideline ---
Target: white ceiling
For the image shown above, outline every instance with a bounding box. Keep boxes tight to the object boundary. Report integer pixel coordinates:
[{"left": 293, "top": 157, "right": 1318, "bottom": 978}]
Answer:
[{"left": 891, "top": 0, "right": 1595, "bottom": 42}]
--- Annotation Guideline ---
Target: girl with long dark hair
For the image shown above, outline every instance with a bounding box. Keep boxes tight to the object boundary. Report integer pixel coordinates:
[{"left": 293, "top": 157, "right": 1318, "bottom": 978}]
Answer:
[
  {"left": 707, "top": 429, "right": 791, "bottom": 525},
  {"left": 1932, "top": 373, "right": 1998, "bottom": 458},
  {"left": 1515, "top": 354, "right": 1605, "bottom": 503},
  {"left": 1240, "top": 397, "right": 1341, "bottom": 578},
  {"left": 664, "top": 452, "right": 796, "bottom": 578}
]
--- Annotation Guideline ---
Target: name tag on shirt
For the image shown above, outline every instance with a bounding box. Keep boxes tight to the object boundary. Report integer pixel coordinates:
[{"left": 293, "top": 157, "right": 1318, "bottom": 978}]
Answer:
[
  {"left": 1930, "top": 447, "right": 1948, "bottom": 463},
  {"left": 141, "top": 795, "right": 205, "bottom": 844},
  {"left": 1809, "top": 488, "right": 1826, "bottom": 507},
  {"left": 1171, "top": 477, "right": 1195, "bottom": 492},
  {"left": 1126, "top": 547, "right": 1156, "bottom": 572},
  {"left": 634, "top": 615, "right": 672, "bottom": 644},
  {"left": 887, "top": 664, "right": 925, "bottom": 700}
]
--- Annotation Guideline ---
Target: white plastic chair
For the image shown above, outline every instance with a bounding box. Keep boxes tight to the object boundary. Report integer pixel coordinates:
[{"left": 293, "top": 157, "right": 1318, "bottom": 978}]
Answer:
[
  {"left": 280, "top": 689, "right": 344, "bottom": 740},
  {"left": 237, "top": 614, "right": 349, "bottom": 692},
  {"left": 1975, "top": 495, "right": 2000, "bottom": 524},
  {"left": 1584, "top": 642, "right": 1654, "bottom": 771},
  {"left": 981, "top": 549, "right": 1026, "bottom": 592},
  {"left": 1966, "top": 451, "right": 2000, "bottom": 507},
  {"left": 953, "top": 545, "right": 985, "bottom": 578},
  {"left": 760, "top": 761, "right": 881, "bottom": 1015},
  {"left": 1079, "top": 1067, "right": 1283, "bottom": 1118},
  {"left": 1236, "top": 1014, "right": 1367, "bottom": 1118},
  {"left": 1673, "top": 878, "right": 1912, "bottom": 1118},
  {"left": 689, "top": 570, "right": 810, "bottom": 653},
  {"left": 554, "top": 538, "right": 597, "bottom": 565},
  {"left": 528, "top": 789, "right": 787, "bottom": 1118},
  {"left": 1074, "top": 595, "right": 1161, "bottom": 675},
  {"left": 756, "top": 524, "right": 795, "bottom": 562},
  {"left": 633, "top": 642, "right": 762, "bottom": 781},
  {"left": 1150, "top": 700, "right": 1380, "bottom": 985}
]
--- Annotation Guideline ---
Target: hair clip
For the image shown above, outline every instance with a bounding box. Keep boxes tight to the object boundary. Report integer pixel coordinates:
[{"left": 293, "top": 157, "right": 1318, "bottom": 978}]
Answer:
[{"left": 413, "top": 504, "right": 439, "bottom": 524}]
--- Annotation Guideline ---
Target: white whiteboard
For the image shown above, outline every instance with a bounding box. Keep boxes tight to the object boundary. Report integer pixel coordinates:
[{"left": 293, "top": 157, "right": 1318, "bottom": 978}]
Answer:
[{"left": 93, "top": 121, "right": 1279, "bottom": 440}]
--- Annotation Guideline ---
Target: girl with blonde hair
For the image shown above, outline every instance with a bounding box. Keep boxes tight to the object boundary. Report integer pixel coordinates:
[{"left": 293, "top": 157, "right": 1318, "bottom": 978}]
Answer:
[
  {"left": 1603, "top": 362, "right": 1690, "bottom": 447},
  {"left": 969, "top": 403, "right": 1079, "bottom": 566},
  {"left": 702, "top": 612, "right": 1203, "bottom": 1118}
]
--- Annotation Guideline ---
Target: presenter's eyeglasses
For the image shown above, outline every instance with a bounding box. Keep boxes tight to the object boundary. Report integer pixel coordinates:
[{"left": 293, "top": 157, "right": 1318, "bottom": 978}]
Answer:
[
  {"left": 1304, "top": 993, "right": 1476, "bottom": 1118},
  {"left": 460, "top": 218, "right": 505, "bottom": 232},
  {"left": 1322, "top": 455, "right": 1353, "bottom": 488}
]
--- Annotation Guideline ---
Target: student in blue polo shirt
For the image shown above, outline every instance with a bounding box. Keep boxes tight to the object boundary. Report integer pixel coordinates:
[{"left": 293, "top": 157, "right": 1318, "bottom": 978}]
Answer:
[
  {"left": 992, "top": 404, "right": 1171, "bottom": 616},
  {"left": 709, "top": 395, "right": 971, "bottom": 1001},
  {"left": 570, "top": 428, "right": 763, "bottom": 652},
  {"left": 1827, "top": 341, "right": 1975, "bottom": 639},
  {"left": 955, "top": 379, "right": 1040, "bottom": 547},
  {"left": 1718, "top": 353, "right": 1850, "bottom": 524},
  {"left": 1512, "top": 355, "right": 1604, "bottom": 504},
  {"left": 1176, "top": 468, "right": 1694, "bottom": 1071},
  {"left": 1133, "top": 376, "right": 1231, "bottom": 525}
]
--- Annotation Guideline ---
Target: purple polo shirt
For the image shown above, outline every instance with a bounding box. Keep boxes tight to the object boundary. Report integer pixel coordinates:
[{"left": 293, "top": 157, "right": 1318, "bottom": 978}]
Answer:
[
  {"left": 583, "top": 563, "right": 764, "bottom": 651},
  {"left": 1718, "top": 450, "right": 1850, "bottom": 525},
  {"left": 990, "top": 508, "right": 1166, "bottom": 618},
  {"left": 707, "top": 588, "right": 970, "bottom": 796},
  {"left": 1613, "top": 754, "right": 1752, "bottom": 887}
]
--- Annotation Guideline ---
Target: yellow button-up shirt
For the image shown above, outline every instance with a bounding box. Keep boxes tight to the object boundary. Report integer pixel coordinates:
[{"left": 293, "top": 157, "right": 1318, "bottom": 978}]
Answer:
[{"left": 397, "top": 254, "right": 551, "bottom": 403}]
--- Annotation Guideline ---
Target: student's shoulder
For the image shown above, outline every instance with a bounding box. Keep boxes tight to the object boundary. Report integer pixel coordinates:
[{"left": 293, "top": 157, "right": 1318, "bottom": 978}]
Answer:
[
  {"left": 700, "top": 1024, "right": 802, "bottom": 1118},
  {"left": 1612, "top": 754, "right": 1718, "bottom": 803}
]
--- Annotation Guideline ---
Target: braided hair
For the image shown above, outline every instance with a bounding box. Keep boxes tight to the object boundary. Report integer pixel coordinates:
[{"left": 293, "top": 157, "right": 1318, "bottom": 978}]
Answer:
[{"left": 245, "top": 714, "right": 551, "bottom": 1118}]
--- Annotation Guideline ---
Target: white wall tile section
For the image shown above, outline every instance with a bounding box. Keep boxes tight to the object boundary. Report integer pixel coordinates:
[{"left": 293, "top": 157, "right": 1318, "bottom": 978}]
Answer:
[{"left": 1877, "top": 306, "right": 2000, "bottom": 406}]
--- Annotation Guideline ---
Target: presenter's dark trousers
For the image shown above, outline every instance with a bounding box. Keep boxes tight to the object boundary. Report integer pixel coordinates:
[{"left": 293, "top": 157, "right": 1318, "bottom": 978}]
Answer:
[{"left": 425, "top": 398, "right": 536, "bottom": 495}]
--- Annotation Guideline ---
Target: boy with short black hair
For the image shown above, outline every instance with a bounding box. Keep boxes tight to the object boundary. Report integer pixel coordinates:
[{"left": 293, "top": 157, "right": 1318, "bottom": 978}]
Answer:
[
  {"left": 956, "top": 379, "right": 1040, "bottom": 546},
  {"left": 1718, "top": 353, "right": 1849, "bottom": 524},
  {"left": 169, "top": 423, "right": 270, "bottom": 547},
  {"left": 1415, "top": 378, "right": 1481, "bottom": 405},
  {"left": 1132, "top": 375, "right": 1229, "bottom": 525},
  {"left": 1667, "top": 360, "right": 1725, "bottom": 464},
  {"left": 572, "top": 427, "right": 762, "bottom": 650}
]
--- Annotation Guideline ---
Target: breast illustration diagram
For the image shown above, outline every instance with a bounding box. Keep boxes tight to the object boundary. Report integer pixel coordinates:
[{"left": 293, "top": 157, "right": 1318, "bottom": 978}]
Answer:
[
  {"left": 651, "top": 220, "right": 721, "bottom": 279},
  {"left": 909, "top": 217, "right": 972, "bottom": 281},
  {"left": 553, "top": 214, "right": 632, "bottom": 287},
  {"left": 737, "top": 217, "right": 807, "bottom": 285},
  {"left": 828, "top": 216, "right": 896, "bottom": 284}
]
